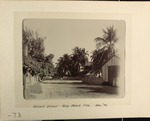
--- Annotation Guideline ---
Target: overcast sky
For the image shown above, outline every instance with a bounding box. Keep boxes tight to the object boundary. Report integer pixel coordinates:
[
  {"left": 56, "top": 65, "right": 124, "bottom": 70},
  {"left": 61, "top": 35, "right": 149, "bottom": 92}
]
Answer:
[{"left": 23, "top": 19, "right": 125, "bottom": 64}]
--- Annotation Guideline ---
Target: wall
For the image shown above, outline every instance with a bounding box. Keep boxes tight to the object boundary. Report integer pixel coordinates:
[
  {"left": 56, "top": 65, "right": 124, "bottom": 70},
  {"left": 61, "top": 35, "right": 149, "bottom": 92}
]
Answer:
[{"left": 102, "top": 56, "right": 120, "bottom": 86}]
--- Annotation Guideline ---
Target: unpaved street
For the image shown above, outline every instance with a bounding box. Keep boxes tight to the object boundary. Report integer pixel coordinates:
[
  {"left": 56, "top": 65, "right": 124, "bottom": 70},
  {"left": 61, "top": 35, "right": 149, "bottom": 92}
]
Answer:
[{"left": 29, "top": 80, "right": 118, "bottom": 99}]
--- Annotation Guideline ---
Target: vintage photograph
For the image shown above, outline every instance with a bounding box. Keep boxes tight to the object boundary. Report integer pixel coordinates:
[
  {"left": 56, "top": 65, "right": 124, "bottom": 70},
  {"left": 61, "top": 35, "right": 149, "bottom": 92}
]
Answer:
[{"left": 22, "top": 19, "right": 125, "bottom": 100}]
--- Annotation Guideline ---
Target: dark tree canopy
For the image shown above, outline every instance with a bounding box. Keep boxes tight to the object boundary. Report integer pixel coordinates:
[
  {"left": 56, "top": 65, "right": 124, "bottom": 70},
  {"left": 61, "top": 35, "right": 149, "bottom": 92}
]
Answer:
[
  {"left": 23, "top": 28, "right": 54, "bottom": 80},
  {"left": 56, "top": 47, "right": 88, "bottom": 77},
  {"left": 91, "top": 26, "right": 118, "bottom": 74}
]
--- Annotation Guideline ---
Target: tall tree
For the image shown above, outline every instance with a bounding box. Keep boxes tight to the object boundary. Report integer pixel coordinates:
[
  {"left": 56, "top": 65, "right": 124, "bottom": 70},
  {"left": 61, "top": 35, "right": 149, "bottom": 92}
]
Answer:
[
  {"left": 91, "top": 26, "right": 118, "bottom": 74},
  {"left": 56, "top": 54, "right": 71, "bottom": 77},
  {"left": 43, "top": 54, "right": 54, "bottom": 76},
  {"left": 23, "top": 28, "right": 45, "bottom": 76},
  {"left": 56, "top": 47, "right": 89, "bottom": 77},
  {"left": 94, "top": 26, "right": 118, "bottom": 55},
  {"left": 23, "top": 28, "right": 54, "bottom": 79},
  {"left": 71, "top": 47, "right": 88, "bottom": 76}
]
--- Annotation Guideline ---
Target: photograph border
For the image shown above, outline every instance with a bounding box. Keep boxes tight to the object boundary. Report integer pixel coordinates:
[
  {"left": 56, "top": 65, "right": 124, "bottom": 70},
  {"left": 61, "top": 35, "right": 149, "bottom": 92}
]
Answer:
[
  {"left": 14, "top": 12, "right": 131, "bottom": 108},
  {"left": 2, "top": 1, "right": 150, "bottom": 120}
]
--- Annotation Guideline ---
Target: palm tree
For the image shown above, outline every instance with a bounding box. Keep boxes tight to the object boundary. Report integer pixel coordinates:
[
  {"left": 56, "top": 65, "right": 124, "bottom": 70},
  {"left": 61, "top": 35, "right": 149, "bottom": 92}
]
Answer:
[
  {"left": 91, "top": 26, "right": 118, "bottom": 74},
  {"left": 63, "top": 54, "right": 72, "bottom": 76},
  {"left": 56, "top": 54, "right": 71, "bottom": 77},
  {"left": 94, "top": 26, "right": 118, "bottom": 56},
  {"left": 71, "top": 47, "right": 88, "bottom": 73},
  {"left": 56, "top": 57, "right": 64, "bottom": 77},
  {"left": 56, "top": 47, "right": 89, "bottom": 77}
]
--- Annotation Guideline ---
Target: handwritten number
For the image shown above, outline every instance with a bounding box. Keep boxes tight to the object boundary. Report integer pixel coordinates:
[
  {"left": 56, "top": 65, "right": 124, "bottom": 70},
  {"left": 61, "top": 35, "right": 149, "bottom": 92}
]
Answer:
[
  {"left": 17, "top": 112, "right": 21, "bottom": 118},
  {"left": 8, "top": 112, "right": 21, "bottom": 118},
  {"left": 12, "top": 113, "right": 16, "bottom": 118}
]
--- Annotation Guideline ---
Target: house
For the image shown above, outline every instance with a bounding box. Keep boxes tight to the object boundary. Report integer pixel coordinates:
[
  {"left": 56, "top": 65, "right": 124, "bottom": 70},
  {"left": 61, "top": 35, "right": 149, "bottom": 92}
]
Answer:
[
  {"left": 82, "top": 62, "right": 104, "bottom": 85},
  {"left": 82, "top": 55, "right": 120, "bottom": 86},
  {"left": 101, "top": 55, "right": 120, "bottom": 86}
]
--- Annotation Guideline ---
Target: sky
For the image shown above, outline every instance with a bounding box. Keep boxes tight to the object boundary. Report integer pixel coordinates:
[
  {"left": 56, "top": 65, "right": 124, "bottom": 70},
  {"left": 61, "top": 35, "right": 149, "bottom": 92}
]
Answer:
[{"left": 23, "top": 19, "right": 125, "bottom": 64}]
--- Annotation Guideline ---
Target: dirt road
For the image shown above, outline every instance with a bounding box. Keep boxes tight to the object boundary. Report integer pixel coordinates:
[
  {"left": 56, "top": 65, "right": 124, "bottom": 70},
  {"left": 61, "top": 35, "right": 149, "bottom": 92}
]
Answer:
[{"left": 29, "top": 80, "right": 118, "bottom": 99}]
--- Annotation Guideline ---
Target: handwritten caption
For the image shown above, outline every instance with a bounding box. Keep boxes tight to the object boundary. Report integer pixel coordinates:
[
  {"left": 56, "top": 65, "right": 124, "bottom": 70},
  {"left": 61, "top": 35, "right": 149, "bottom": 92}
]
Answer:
[
  {"left": 33, "top": 103, "right": 107, "bottom": 108},
  {"left": 7, "top": 104, "right": 107, "bottom": 118}
]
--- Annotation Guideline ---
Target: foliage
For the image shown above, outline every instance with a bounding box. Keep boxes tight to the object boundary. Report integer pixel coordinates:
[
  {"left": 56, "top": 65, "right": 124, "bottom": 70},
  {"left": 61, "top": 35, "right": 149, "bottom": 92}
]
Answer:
[
  {"left": 70, "top": 47, "right": 88, "bottom": 76},
  {"left": 94, "top": 26, "right": 118, "bottom": 51},
  {"left": 91, "top": 26, "right": 118, "bottom": 74},
  {"left": 56, "top": 54, "right": 71, "bottom": 77},
  {"left": 56, "top": 47, "right": 88, "bottom": 77},
  {"left": 23, "top": 28, "right": 54, "bottom": 80},
  {"left": 23, "top": 28, "right": 45, "bottom": 61},
  {"left": 43, "top": 54, "right": 54, "bottom": 76}
]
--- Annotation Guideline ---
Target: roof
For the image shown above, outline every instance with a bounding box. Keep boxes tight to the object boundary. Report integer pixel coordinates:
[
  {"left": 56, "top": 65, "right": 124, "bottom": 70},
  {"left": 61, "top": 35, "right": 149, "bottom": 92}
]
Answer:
[{"left": 101, "top": 54, "right": 120, "bottom": 67}]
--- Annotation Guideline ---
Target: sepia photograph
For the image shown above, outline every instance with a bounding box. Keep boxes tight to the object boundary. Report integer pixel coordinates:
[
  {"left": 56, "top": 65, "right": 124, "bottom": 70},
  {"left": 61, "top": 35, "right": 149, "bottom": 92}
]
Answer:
[
  {"left": 5, "top": 1, "right": 150, "bottom": 120},
  {"left": 22, "top": 19, "right": 125, "bottom": 100}
]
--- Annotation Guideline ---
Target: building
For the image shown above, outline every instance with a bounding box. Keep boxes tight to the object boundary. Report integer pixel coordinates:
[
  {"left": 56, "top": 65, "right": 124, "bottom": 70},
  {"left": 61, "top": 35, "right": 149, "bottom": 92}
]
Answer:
[{"left": 101, "top": 55, "right": 120, "bottom": 86}]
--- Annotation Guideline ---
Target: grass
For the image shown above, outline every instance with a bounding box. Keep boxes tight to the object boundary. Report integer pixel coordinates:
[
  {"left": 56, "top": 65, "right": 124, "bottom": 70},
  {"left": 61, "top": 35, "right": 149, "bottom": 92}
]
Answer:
[
  {"left": 29, "top": 81, "right": 42, "bottom": 94},
  {"left": 25, "top": 81, "right": 43, "bottom": 99}
]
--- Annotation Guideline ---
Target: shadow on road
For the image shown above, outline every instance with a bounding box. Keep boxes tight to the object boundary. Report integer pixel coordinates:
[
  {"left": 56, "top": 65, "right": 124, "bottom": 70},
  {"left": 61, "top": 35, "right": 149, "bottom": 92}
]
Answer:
[
  {"left": 77, "top": 86, "right": 118, "bottom": 94},
  {"left": 40, "top": 80, "right": 118, "bottom": 95},
  {"left": 41, "top": 81, "right": 83, "bottom": 85}
]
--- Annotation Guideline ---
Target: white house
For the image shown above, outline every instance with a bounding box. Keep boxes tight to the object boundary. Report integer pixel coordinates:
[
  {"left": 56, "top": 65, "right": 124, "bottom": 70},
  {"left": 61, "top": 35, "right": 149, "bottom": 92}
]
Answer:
[{"left": 101, "top": 55, "right": 120, "bottom": 86}]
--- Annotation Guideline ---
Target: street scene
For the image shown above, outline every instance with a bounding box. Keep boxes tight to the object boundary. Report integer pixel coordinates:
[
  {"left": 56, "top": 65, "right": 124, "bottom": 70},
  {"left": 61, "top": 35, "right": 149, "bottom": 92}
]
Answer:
[
  {"left": 27, "top": 80, "right": 118, "bottom": 99},
  {"left": 22, "top": 19, "right": 125, "bottom": 99}
]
